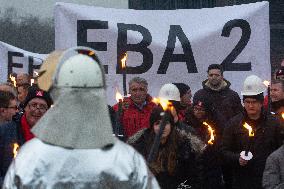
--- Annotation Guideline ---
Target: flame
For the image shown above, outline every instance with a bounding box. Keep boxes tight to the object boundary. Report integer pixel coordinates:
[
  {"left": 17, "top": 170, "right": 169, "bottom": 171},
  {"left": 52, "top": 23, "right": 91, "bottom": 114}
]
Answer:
[
  {"left": 152, "top": 97, "right": 172, "bottom": 111},
  {"left": 203, "top": 122, "right": 215, "bottom": 145},
  {"left": 9, "top": 74, "right": 16, "bottom": 87},
  {"left": 33, "top": 71, "right": 39, "bottom": 77},
  {"left": 263, "top": 80, "right": 270, "bottom": 87},
  {"left": 282, "top": 113, "right": 284, "bottom": 120},
  {"left": 115, "top": 88, "right": 123, "bottom": 102},
  {"left": 30, "top": 79, "right": 35, "bottom": 86},
  {"left": 88, "top": 51, "right": 95, "bottom": 56},
  {"left": 13, "top": 143, "right": 19, "bottom": 158},
  {"left": 121, "top": 53, "right": 128, "bottom": 69},
  {"left": 243, "top": 122, "right": 255, "bottom": 137}
]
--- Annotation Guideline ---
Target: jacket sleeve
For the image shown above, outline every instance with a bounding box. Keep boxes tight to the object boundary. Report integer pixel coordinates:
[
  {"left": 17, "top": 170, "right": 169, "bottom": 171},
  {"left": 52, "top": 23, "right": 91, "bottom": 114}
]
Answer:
[
  {"left": 220, "top": 123, "right": 240, "bottom": 166},
  {"left": 262, "top": 152, "right": 281, "bottom": 189},
  {"left": 0, "top": 125, "right": 5, "bottom": 187}
]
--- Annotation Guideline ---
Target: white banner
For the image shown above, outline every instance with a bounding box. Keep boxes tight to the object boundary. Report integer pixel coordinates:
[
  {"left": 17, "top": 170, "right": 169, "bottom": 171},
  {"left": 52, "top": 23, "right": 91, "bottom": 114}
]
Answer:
[
  {"left": 0, "top": 41, "right": 46, "bottom": 82},
  {"left": 55, "top": 2, "right": 270, "bottom": 105}
]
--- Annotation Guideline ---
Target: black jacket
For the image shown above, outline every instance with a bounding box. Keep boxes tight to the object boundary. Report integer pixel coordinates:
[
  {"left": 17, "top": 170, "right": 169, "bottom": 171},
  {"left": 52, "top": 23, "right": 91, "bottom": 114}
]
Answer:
[
  {"left": 128, "top": 128, "right": 205, "bottom": 189},
  {"left": 0, "top": 113, "right": 25, "bottom": 186},
  {"left": 221, "top": 111, "right": 282, "bottom": 189},
  {"left": 193, "top": 79, "right": 243, "bottom": 125}
]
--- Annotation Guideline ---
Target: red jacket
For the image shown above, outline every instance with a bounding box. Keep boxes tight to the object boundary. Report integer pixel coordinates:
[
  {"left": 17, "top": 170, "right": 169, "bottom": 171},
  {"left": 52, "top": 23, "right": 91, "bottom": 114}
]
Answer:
[{"left": 113, "top": 95, "right": 156, "bottom": 138}]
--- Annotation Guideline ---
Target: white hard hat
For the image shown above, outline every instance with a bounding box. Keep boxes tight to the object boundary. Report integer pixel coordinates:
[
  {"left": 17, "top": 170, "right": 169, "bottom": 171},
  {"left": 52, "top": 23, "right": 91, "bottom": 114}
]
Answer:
[
  {"left": 53, "top": 47, "right": 105, "bottom": 89},
  {"left": 241, "top": 75, "right": 267, "bottom": 96},
  {"left": 159, "top": 83, "right": 180, "bottom": 101}
]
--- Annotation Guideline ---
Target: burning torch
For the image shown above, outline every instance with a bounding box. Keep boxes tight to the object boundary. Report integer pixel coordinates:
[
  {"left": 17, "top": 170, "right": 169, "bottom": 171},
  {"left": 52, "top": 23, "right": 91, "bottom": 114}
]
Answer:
[
  {"left": 240, "top": 122, "right": 254, "bottom": 160},
  {"left": 13, "top": 143, "right": 19, "bottom": 158},
  {"left": 203, "top": 122, "right": 215, "bottom": 145},
  {"left": 114, "top": 88, "right": 124, "bottom": 139},
  {"left": 263, "top": 80, "right": 270, "bottom": 115},
  {"left": 9, "top": 74, "right": 17, "bottom": 87},
  {"left": 147, "top": 98, "right": 172, "bottom": 163},
  {"left": 121, "top": 53, "right": 128, "bottom": 97}
]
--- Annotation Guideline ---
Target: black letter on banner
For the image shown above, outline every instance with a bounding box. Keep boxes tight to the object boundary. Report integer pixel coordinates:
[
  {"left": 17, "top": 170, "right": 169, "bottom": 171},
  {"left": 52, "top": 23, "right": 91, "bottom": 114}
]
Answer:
[
  {"left": 117, "top": 23, "right": 153, "bottom": 74},
  {"left": 8, "top": 51, "right": 23, "bottom": 77},
  {"left": 77, "top": 20, "right": 108, "bottom": 73},
  {"left": 158, "top": 25, "right": 197, "bottom": 74},
  {"left": 28, "top": 56, "right": 42, "bottom": 76},
  {"left": 221, "top": 19, "right": 251, "bottom": 71}
]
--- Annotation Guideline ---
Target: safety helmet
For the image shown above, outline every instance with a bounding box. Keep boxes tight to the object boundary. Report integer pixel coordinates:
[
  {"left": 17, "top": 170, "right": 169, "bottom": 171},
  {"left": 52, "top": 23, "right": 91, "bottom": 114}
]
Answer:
[
  {"left": 53, "top": 47, "right": 105, "bottom": 89},
  {"left": 241, "top": 75, "right": 267, "bottom": 96},
  {"left": 158, "top": 83, "right": 180, "bottom": 101}
]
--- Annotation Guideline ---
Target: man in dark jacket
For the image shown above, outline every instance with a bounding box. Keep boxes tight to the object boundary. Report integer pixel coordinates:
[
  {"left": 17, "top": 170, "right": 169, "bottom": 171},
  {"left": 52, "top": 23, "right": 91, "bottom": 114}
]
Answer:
[
  {"left": 193, "top": 64, "right": 243, "bottom": 123},
  {"left": 0, "top": 86, "right": 52, "bottom": 186},
  {"left": 221, "top": 75, "right": 282, "bottom": 189},
  {"left": 193, "top": 64, "right": 243, "bottom": 188}
]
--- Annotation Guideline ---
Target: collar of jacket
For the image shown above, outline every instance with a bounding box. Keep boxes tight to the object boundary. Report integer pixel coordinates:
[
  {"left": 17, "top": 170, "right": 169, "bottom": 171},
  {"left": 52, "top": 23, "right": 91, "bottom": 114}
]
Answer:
[{"left": 202, "top": 79, "right": 230, "bottom": 92}]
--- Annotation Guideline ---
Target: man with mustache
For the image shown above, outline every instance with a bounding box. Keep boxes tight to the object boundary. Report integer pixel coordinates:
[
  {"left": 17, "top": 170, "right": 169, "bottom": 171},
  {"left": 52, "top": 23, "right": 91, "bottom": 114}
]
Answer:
[
  {"left": 193, "top": 64, "right": 243, "bottom": 189},
  {"left": 113, "top": 77, "right": 156, "bottom": 139}
]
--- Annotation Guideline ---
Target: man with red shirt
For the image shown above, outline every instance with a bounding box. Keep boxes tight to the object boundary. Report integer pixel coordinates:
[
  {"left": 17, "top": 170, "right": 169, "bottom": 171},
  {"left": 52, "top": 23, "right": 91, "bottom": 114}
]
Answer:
[
  {"left": 113, "top": 77, "right": 156, "bottom": 139},
  {"left": 0, "top": 86, "right": 52, "bottom": 186}
]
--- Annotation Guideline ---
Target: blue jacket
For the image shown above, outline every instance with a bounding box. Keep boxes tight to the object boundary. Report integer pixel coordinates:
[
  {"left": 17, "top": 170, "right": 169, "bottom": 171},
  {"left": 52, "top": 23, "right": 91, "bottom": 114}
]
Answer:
[{"left": 0, "top": 113, "right": 25, "bottom": 186}]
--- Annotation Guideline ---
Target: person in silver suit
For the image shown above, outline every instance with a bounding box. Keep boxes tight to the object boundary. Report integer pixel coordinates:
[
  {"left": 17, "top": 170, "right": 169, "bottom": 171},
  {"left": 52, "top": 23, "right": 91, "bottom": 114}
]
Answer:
[{"left": 3, "top": 47, "right": 160, "bottom": 189}]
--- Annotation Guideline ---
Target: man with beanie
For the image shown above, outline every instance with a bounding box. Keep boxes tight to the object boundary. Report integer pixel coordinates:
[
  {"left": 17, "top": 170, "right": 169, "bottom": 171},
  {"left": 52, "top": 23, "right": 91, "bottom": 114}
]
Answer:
[
  {"left": 221, "top": 75, "right": 282, "bottom": 189},
  {"left": 172, "top": 83, "right": 192, "bottom": 121},
  {"left": 0, "top": 86, "right": 52, "bottom": 186}
]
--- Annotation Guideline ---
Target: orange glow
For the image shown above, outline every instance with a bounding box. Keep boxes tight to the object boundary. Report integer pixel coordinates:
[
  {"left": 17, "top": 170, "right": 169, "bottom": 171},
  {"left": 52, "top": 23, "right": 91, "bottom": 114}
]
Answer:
[
  {"left": 88, "top": 51, "right": 95, "bottom": 56},
  {"left": 243, "top": 122, "right": 255, "bottom": 137},
  {"left": 13, "top": 143, "right": 19, "bottom": 158},
  {"left": 152, "top": 97, "right": 172, "bottom": 111},
  {"left": 203, "top": 122, "right": 215, "bottom": 145},
  {"left": 263, "top": 80, "right": 270, "bottom": 87},
  {"left": 115, "top": 88, "right": 123, "bottom": 102},
  {"left": 121, "top": 53, "right": 128, "bottom": 69},
  {"left": 9, "top": 74, "right": 16, "bottom": 87},
  {"left": 281, "top": 113, "right": 284, "bottom": 120}
]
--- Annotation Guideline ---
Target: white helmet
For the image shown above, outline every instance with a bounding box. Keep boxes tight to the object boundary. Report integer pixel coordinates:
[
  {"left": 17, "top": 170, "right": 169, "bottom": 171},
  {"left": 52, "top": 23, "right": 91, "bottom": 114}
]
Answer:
[
  {"left": 159, "top": 83, "right": 180, "bottom": 101},
  {"left": 53, "top": 47, "right": 105, "bottom": 89},
  {"left": 241, "top": 75, "right": 267, "bottom": 96}
]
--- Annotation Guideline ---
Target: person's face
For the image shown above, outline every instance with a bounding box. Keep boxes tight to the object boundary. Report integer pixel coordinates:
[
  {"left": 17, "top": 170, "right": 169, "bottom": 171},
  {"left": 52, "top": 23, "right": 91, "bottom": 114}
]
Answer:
[
  {"left": 180, "top": 89, "right": 192, "bottom": 106},
  {"left": 270, "top": 83, "right": 284, "bottom": 102},
  {"left": 129, "top": 82, "right": 148, "bottom": 105},
  {"left": 153, "top": 120, "right": 171, "bottom": 139},
  {"left": 17, "top": 86, "right": 29, "bottom": 103},
  {"left": 193, "top": 105, "right": 206, "bottom": 120},
  {"left": 208, "top": 69, "right": 223, "bottom": 87},
  {"left": 2, "top": 99, "right": 18, "bottom": 122},
  {"left": 24, "top": 98, "right": 48, "bottom": 127},
  {"left": 243, "top": 98, "right": 262, "bottom": 118},
  {"left": 16, "top": 74, "right": 30, "bottom": 86}
]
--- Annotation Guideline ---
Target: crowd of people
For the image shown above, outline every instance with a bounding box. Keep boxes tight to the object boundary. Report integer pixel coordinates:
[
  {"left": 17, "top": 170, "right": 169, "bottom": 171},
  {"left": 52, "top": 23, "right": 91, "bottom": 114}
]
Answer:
[{"left": 0, "top": 47, "right": 283, "bottom": 189}]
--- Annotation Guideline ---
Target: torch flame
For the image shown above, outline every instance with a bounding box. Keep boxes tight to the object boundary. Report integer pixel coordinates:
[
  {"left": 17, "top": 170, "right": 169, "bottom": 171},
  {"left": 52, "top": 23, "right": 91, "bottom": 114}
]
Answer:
[
  {"left": 203, "top": 122, "right": 215, "bottom": 145},
  {"left": 9, "top": 74, "right": 17, "bottom": 87},
  {"left": 13, "top": 143, "right": 19, "bottom": 158},
  {"left": 30, "top": 79, "right": 35, "bottom": 86},
  {"left": 281, "top": 113, "right": 284, "bottom": 120},
  {"left": 121, "top": 53, "right": 128, "bottom": 69},
  {"left": 243, "top": 122, "right": 255, "bottom": 137},
  {"left": 115, "top": 88, "right": 123, "bottom": 102},
  {"left": 263, "top": 80, "right": 270, "bottom": 87},
  {"left": 33, "top": 71, "right": 39, "bottom": 77},
  {"left": 152, "top": 97, "right": 172, "bottom": 111}
]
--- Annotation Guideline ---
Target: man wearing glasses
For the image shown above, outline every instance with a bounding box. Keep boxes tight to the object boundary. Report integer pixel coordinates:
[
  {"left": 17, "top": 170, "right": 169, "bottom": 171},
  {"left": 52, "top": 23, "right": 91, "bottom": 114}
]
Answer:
[
  {"left": 0, "top": 91, "right": 18, "bottom": 125},
  {"left": 0, "top": 86, "right": 52, "bottom": 186}
]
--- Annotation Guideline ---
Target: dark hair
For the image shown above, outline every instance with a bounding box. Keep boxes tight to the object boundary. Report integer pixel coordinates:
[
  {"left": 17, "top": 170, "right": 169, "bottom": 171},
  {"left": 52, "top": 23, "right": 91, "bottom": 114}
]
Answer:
[
  {"left": 0, "top": 91, "right": 16, "bottom": 108},
  {"left": 207, "top": 64, "right": 224, "bottom": 75},
  {"left": 172, "top": 83, "right": 190, "bottom": 98},
  {"left": 147, "top": 106, "right": 178, "bottom": 175}
]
